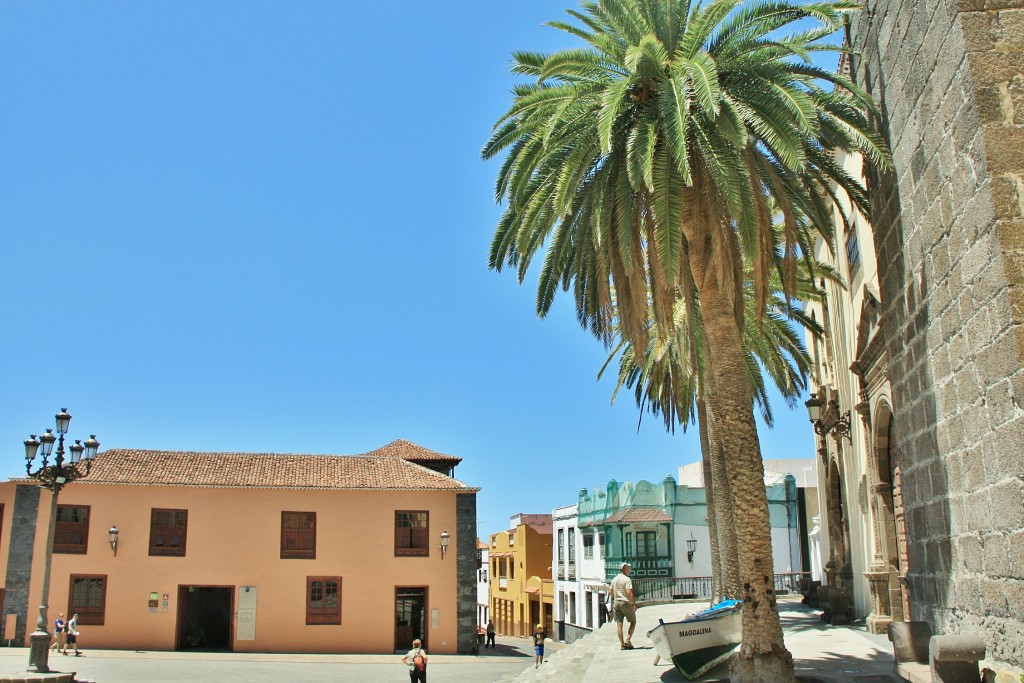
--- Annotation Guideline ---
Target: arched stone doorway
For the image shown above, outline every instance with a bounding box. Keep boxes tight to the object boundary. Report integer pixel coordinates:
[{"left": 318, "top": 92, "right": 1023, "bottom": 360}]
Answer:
[
  {"left": 872, "top": 405, "right": 910, "bottom": 623},
  {"left": 822, "top": 454, "right": 854, "bottom": 624}
]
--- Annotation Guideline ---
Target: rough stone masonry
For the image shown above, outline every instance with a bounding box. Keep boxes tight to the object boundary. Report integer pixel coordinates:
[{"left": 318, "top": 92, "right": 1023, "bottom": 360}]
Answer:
[{"left": 849, "top": 0, "right": 1024, "bottom": 671}]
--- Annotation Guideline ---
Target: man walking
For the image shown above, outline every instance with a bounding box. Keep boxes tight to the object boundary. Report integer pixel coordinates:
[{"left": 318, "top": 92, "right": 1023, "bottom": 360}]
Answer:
[
  {"left": 485, "top": 619, "right": 495, "bottom": 648},
  {"left": 610, "top": 562, "right": 636, "bottom": 650}
]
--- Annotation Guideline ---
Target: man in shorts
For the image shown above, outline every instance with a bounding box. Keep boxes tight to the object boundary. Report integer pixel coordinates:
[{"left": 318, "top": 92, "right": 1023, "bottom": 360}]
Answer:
[{"left": 610, "top": 562, "right": 636, "bottom": 650}]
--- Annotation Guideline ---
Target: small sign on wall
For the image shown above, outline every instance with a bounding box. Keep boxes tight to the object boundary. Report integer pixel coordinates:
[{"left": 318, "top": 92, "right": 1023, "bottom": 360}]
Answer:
[
  {"left": 149, "top": 592, "right": 159, "bottom": 612},
  {"left": 236, "top": 586, "right": 257, "bottom": 641}
]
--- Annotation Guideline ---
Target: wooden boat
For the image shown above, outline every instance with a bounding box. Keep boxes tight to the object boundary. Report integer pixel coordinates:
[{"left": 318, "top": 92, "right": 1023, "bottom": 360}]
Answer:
[{"left": 646, "top": 599, "right": 743, "bottom": 680}]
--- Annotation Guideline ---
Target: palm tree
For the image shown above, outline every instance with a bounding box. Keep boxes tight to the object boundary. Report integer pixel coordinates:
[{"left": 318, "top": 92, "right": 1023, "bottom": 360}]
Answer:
[
  {"left": 601, "top": 261, "right": 825, "bottom": 603},
  {"left": 483, "top": 1, "right": 886, "bottom": 679}
]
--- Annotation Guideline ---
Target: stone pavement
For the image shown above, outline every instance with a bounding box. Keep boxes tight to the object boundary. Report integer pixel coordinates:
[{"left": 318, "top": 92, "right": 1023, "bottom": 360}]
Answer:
[
  {"left": 511, "top": 596, "right": 901, "bottom": 683},
  {"left": 0, "top": 635, "right": 558, "bottom": 683},
  {"left": 0, "top": 599, "right": 902, "bottom": 683}
]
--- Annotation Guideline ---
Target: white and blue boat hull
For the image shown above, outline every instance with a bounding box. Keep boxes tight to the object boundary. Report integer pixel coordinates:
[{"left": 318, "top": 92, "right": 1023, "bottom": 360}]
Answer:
[{"left": 647, "top": 599, "right": 743, "bottom": 680}]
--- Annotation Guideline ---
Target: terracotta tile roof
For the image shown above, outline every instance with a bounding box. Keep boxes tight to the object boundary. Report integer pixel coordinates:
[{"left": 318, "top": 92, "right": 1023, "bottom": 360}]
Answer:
[
  {"left": 601, "top": 508, "right": 672, "bottom": 524},
  {"left": 76, "top": 448, "right": 479, "bottom": 492},
  {"left": 360, "top": 439, "right": 463, "bottom": 464}
]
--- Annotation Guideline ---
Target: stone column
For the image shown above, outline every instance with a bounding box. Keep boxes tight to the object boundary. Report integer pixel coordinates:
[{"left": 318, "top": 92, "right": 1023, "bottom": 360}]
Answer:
[{"left": 865, "top": 566, "right": 893, "bottom": 634}]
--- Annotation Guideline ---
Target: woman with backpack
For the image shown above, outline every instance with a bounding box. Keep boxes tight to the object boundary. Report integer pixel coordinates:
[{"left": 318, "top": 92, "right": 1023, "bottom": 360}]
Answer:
[{"left": 400, "top": 637, "right": 428, "bottom": 682}]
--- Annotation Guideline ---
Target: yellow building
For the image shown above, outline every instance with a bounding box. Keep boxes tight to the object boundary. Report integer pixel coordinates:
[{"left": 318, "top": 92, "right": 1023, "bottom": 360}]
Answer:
[{"left": 488, "top": 514, "right": 553, "bottom": 638}]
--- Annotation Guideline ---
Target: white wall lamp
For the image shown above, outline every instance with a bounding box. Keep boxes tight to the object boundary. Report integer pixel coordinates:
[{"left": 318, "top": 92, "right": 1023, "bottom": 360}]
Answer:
[
  {"left": 109, "top": 526, "right": 119, "bottom": 556},
  {"left": 439, "top": 530, "right": 450, "bottom": 559}
]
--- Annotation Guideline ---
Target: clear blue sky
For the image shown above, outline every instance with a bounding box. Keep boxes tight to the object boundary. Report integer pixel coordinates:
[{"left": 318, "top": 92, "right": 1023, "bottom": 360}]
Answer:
[{"left": 1, "top": 1, "right": 818, "bottom": 539}]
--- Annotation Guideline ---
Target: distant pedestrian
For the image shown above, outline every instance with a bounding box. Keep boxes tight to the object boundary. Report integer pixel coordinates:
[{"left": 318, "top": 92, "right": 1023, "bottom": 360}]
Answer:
[
  {"left": 486, "top": 619, "right": 495, "bottom": 648},
  {"left": 611, "top": 562, "right": 636, "bottom": 650},
  {"left": 62, "top": 613, "right": 81, "bottom": 656},
  {"left": 49, "top": 613, "right": 65, "bottom": 652},
  {"left": 533, "top": 624, "right": 545, "bottom": 668},
  {"left": 401, "top": 637, "right": 428, "bottom": 683}
]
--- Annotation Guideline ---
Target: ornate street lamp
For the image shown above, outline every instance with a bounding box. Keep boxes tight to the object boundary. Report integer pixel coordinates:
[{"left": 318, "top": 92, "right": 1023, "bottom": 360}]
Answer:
[
  {"left": 439, "top": 530, "right": 451, "bottom": 559},
  {"left": 686, "top": 536, "right": 698, "bottom": 563},
  {"left": 23, "top": 409, "right": 99, "bottom": 674},
  {"left": 805, "top": 388, "right": 851, "bottom": 442}
]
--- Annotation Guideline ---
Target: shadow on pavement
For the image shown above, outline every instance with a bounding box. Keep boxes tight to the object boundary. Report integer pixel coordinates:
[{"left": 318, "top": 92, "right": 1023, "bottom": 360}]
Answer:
[{"left": 479, "top": 639, "right": 531, "bottom": 658}]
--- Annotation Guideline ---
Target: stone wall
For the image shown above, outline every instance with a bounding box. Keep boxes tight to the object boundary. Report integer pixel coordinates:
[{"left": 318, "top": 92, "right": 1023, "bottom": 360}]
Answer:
[
  {"left": 456, "top": 492, "right": 479, "bottom": 655},
  {"left": 850, "top": 0, "right": 1024, "bottom": 669},
  {"left": 2, "top": 485, "right": 41, "bottom": 645}
]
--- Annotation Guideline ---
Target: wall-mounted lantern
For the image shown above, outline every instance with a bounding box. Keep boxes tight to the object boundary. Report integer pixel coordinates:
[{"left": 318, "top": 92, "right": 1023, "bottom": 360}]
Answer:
[
  {"left": 805, "top": 387, "right": 851, "bottom": 441},
  {"left": 109, "top": 526, "right": 119, "bottom": 556},
  {"left": 439, "top": 530, "right": 450, "bottom": 559},
  {"left": 687, "top": 536, "right": 698, "bottom": 563}
]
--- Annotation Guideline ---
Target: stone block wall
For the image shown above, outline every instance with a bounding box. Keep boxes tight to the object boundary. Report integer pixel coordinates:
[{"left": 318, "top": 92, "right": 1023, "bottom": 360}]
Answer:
[
  {"left": 850, "top": 0, "right": 1024, "bottom": 670},
  {"left": 456, "top": 492, "right": 479, "bottom": 655},
  {"left": 2, "top": 485, "right": 41, "bottom": 645}
]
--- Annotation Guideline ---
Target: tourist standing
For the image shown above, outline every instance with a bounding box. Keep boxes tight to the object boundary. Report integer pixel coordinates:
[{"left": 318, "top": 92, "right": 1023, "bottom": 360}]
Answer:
[
  {"left": 486, "top": 619, "right": 495, "bottom": 648},
  {"left": 400, "top": 637, "right": 428, "bottom": 683},
  {"left": 610, "top": 562, "right": 636, "bottom": 650}
]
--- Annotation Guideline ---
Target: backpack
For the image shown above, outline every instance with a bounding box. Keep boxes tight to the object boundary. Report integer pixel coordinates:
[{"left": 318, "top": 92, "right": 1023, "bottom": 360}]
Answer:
[{"left": 413, "top": 649, "right": 426, "bottom": 671}]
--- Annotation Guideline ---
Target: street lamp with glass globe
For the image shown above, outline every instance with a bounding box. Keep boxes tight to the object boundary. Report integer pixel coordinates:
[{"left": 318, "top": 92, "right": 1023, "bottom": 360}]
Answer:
[{"left": 22, "top": 409, "right": 99, "bottom": 674}]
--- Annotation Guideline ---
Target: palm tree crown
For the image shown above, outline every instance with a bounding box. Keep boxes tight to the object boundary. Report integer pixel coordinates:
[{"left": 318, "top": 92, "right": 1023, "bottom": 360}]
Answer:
[{"left": 484, "top": 0, "right": 885, "bottom": 353}]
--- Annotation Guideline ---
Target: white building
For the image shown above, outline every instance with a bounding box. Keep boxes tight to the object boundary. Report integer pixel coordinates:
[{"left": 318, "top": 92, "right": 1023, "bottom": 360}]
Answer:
[
  {"left": 477, "top": 540, "right": 489, "bottom": 631},
  {"left": 552, "top": 503, "right": 610, "bottom": 644},
  {"left": 678, "top": 459, "right": 821, "bottom": 582}
]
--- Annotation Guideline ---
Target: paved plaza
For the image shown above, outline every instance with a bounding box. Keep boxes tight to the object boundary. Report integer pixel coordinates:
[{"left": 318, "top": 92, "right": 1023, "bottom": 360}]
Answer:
[
  {"left": 507, "top": 597, "right": 899, "bottom": 683},
  {"left": 0, "top": 635, "right": 555, "bottom": 683},
  {"left": 0, "top": 598, "right": 905, "bottom": 683}
]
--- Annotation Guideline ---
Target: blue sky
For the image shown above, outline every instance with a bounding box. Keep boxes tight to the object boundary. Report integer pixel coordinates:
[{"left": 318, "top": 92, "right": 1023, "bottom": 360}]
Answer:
[{"left": 1, "top": 1, "right": 818, "bottom": 538}]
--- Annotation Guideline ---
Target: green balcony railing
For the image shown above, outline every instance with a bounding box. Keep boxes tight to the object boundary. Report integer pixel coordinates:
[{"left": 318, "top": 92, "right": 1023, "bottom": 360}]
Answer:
[{"left": 604, "top": 555, "right": 673, "bottom": 581}]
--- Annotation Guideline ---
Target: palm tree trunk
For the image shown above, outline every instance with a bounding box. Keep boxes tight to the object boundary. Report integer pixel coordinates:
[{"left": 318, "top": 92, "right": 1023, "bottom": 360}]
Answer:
[
  {"left": 699, "top": 275, "right": 795, "bottom": 683},
  {"left": 700, "top": 393, "right": 741, "bottom": 602},
  {"left": 703, "top": 388, "right": 741, "bottom": 600},
  {"left": 696, "top": 396, "right": 724, "bottom": 603}
]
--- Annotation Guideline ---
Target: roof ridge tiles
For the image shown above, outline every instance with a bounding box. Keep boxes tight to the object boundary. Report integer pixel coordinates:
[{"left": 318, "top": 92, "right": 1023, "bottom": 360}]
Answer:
[{"left": 74, "top": 446, "right": 478, "bottom": 492}]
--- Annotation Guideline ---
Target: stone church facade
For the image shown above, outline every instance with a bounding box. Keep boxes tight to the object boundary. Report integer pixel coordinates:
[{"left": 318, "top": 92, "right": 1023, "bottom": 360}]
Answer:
[{"left": 845, "top": 0, "right": 1024, "bottom": 671}]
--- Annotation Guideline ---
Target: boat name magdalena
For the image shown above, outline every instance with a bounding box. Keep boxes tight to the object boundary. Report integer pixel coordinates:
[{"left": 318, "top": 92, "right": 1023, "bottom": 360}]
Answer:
[{"left": 676, "top": 627, "right": 713, "bottom": 637}]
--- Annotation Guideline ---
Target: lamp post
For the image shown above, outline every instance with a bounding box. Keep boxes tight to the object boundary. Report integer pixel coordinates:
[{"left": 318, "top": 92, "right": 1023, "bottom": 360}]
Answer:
[{"left": 23, "top": 409, "right": 99, "bottom": 674}]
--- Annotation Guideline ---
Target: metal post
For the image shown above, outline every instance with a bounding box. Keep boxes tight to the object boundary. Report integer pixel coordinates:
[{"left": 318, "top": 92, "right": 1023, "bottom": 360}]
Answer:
[{"left": 27, "top": 488, "right": 60, "bottom": 673}]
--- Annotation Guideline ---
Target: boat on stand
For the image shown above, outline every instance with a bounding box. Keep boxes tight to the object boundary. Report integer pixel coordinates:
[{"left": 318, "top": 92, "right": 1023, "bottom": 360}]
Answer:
[{"left": 646, "top": 599, "right": 743, "bottom": 680}]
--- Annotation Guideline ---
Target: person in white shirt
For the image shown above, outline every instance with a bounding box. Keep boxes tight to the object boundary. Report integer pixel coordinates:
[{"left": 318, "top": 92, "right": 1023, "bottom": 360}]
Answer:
[{"left": 610, "top": 562, "right": 636, "bottom": 650}]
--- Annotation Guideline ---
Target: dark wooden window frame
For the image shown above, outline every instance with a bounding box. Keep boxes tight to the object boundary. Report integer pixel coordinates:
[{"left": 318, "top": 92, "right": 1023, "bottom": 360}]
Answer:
[
  {"left": 281, "top": 511, "right": 316, "bottom": 559},
  {"left": 69, "top": 574, "right": 106, "bottom": 625},
  {"left": 394, "top": 510, "right": 429, "bottom": 557},
  {"left": 636, "top": 530, "right": 658, "bottom": 558},
  {"left": 306, "top": 576, "right": 341, "bottom": 625},
  {"left": 149, "top": 508, "right": 188, "bottom": 557},
  {"left": 54, "top": 504, "right": 90, "bottom": 555}
]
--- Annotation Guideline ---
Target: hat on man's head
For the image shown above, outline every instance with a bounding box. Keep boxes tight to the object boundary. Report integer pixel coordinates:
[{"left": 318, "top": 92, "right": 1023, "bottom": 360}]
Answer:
[{"left": 620, "top": 562, "right": 631, "bottom": 570}]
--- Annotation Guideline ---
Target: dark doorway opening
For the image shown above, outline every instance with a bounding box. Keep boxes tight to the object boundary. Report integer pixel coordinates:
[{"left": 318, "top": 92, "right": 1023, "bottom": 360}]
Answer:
[
  {"left": 395, "top": 587, "right": 427, "bottom": 653},
  {"left": 177, "top": 586, "right": 233, "bottom": 651}
]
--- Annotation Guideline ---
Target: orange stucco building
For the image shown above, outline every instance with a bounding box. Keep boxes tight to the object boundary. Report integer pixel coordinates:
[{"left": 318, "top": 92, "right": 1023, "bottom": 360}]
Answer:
[{"left": 0, "top": 440, "right": 479, "bottom": 655}]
